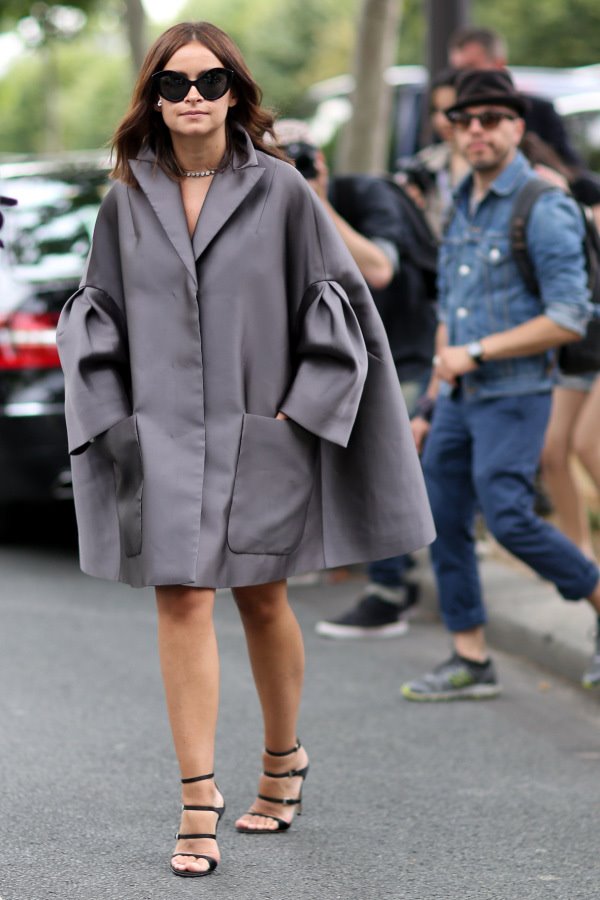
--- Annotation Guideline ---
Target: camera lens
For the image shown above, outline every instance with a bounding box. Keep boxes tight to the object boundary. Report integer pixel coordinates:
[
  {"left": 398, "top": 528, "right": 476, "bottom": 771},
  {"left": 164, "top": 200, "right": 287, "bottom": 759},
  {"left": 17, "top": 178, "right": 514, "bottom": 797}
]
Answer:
[{"left": 282, "top": 142, "right": 318, "bottom": 180}]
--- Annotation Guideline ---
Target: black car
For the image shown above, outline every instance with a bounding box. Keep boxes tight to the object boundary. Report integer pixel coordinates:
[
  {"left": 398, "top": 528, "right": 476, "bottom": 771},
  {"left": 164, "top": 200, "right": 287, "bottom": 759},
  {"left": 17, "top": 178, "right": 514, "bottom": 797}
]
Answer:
[{"left": 0, "top": 152, "right": 109, "bottom": 523}]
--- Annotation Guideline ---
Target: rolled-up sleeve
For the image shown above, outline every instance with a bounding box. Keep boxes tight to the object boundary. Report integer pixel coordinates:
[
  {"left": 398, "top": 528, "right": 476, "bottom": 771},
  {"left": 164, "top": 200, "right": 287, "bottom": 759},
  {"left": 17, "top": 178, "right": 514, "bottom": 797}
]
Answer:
[
  {"left": 279, "top": 280, "right": 368, "bottom": 447},
  {"left": 528, "top": 192, "right": 592, "bottom": 336}
]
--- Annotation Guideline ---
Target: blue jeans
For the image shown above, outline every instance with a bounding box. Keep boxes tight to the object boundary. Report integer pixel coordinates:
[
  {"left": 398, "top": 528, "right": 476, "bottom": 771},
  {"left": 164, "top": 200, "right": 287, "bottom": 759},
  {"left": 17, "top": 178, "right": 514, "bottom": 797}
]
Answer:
[
  {"left": 422, "top": 393, "right": 599, "bottom": 633},
  {"left": 367, "top": 373, "right": 429, "bottom": 589},
  {"left": 368, "top": 553, "right": 411, "bottom": 588}
]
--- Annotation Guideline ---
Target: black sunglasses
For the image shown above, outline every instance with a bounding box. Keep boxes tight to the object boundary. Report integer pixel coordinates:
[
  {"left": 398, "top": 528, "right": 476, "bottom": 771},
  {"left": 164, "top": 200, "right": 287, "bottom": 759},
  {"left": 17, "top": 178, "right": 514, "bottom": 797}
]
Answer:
[
  {"left": 446, "top": 109, "right": 519, "bottom": 130},
  {"left": 152, "top": 68, "right": 234, "bottom": 103}
]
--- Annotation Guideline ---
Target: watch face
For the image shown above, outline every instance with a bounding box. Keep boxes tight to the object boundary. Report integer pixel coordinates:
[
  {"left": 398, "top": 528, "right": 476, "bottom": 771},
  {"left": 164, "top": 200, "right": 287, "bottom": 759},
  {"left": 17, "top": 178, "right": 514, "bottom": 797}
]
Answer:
[{"left": 468, "top": 341, "right": 483, "bottom": 362}]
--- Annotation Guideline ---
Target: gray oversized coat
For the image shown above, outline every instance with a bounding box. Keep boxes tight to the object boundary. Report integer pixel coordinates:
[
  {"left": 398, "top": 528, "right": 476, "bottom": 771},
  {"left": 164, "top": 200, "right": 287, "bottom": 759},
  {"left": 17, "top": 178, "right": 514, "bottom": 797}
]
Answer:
[{"left": 57, "top": 129, "right": 435, "bottom": 588}]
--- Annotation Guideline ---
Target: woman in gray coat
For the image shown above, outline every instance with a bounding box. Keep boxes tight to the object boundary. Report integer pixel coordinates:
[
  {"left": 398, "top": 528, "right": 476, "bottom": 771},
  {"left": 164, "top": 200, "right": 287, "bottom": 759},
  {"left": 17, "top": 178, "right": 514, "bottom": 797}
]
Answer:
[{"left": 57, "top": 21, "right": 434, "bottom": 878}]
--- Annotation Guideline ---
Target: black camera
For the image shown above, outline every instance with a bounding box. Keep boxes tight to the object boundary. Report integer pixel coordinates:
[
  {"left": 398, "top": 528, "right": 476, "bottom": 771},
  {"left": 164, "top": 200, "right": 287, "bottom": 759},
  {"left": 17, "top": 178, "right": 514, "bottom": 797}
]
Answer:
[
  {"left": 395, "top": 159, "right": 436, "bottom": 196},
  {"left": 0, "top": 195, "right": 17, "bottom": 249},
  {"left": 282, "top": 141, "right": 319, "bottom": 180}
]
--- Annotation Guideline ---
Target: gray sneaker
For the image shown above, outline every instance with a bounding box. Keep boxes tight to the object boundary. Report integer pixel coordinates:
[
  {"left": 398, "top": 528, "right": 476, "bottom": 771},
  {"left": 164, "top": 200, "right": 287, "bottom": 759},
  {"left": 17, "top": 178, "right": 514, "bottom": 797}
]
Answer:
[{"left": 401, "top": 653, "right": 502, "bottom": 702}]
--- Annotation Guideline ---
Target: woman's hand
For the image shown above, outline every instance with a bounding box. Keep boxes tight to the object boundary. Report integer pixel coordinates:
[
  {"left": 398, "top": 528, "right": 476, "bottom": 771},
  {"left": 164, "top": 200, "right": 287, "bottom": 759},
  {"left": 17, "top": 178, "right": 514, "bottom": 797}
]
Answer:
[{"left": 411, "top": 416, "right": 431, "bottom": 454}]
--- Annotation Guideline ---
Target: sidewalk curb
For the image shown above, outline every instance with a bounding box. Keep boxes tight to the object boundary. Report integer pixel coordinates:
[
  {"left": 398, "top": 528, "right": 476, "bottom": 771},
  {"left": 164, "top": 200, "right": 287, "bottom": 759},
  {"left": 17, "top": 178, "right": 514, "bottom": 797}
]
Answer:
[{"left": 415, "top": 550, "right": 598, "bottom": 686}]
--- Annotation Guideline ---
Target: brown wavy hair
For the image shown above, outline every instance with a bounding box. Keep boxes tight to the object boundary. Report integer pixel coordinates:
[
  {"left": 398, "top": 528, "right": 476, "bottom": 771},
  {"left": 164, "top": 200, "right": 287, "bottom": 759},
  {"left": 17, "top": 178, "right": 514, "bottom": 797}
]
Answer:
[{"left": 111, "top": 22, "right": 286, "bottom": 186}]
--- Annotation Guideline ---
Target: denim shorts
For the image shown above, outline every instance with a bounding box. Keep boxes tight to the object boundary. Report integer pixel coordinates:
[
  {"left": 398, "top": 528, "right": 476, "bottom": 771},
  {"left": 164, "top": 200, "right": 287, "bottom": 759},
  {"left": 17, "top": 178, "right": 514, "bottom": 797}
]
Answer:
[{"left": 556, "top": 370, "right": 598, "bottom": 392}]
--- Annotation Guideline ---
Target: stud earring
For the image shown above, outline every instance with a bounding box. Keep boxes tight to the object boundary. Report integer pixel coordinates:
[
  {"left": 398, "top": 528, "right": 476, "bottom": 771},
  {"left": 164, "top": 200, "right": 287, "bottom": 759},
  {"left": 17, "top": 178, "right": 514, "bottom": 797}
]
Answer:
[{"left": 157, "top": 98, "right": 162, "bottom": 108}]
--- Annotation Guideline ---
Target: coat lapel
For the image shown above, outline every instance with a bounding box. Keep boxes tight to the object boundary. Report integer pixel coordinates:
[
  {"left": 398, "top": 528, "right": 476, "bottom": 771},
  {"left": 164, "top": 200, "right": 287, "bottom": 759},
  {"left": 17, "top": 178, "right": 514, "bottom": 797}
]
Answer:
[
  {"left": 130, "top": 130, "right": 266, "bottom": 277},
  {"left": 192, "top": 165, "right": 265, "bottom": 259},
  {"left": 130, "top": 154, "right": 197, "bottom": 282},
  {"left": 191, "top": 136, "right": 265, "bottom": 261}
]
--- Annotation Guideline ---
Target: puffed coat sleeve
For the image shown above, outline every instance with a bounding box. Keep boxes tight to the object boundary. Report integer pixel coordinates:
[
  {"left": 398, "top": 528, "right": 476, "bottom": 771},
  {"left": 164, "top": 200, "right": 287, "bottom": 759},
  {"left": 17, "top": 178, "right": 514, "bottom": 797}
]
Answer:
[
  {"left": 278, "top": 177, "right": 380, "bottom": 448},
  {"left": 56, "top": 188, "right": 131, "bottom": 455},
  {"left": 279, "top": 280, "right": 368, "bottom": 446}
]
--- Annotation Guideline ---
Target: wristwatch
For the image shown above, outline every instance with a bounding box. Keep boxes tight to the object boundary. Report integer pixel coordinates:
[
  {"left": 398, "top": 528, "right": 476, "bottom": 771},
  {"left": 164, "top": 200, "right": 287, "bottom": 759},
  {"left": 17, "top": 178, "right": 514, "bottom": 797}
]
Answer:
[{"left": 466, "top": 340, "right": 485, "bottom": 366}]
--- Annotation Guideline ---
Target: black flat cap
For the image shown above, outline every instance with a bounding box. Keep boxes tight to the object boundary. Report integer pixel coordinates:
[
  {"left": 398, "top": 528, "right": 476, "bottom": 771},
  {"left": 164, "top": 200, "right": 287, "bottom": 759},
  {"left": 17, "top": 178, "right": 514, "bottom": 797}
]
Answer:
[{"left": 446, "top": 69, "right": 528, "bottom": 117}]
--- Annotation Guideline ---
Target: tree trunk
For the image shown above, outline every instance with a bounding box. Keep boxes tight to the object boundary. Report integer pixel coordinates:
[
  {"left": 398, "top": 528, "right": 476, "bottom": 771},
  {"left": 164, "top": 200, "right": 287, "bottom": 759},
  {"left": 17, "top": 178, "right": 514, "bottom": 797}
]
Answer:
[
  {"left": 336, "top": 0, "right": 402, "bottom": 175},
  {"left": 123, "top": 0, "right": 148, "bottom": 76}
]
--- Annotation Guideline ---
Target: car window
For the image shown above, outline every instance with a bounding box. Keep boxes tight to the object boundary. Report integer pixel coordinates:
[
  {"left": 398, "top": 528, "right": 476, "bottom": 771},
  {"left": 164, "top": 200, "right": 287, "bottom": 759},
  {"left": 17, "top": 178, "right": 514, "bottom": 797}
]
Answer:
[{"left": 0, "top": 168, "right": 109, "bottom": 288}]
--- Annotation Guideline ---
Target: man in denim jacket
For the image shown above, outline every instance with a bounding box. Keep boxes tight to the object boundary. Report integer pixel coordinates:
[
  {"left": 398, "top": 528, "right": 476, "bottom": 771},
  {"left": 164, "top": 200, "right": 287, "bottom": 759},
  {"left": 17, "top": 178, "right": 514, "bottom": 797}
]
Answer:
[{"left": 402, "top": 69, "right": 600, "bottom": 700}]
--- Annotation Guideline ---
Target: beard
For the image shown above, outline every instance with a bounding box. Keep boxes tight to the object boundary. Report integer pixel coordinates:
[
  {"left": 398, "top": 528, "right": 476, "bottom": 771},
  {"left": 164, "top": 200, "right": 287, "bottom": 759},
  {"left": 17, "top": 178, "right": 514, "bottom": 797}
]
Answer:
[{"left": 467, "top": 144, "right": 512, "bottom": 172}]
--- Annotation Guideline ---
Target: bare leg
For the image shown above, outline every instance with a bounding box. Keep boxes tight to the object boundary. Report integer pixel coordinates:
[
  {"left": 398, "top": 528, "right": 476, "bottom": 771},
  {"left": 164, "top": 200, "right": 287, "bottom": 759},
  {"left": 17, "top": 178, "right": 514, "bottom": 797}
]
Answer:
[
  {"left": 563, "top": 379, "right": 600, "bottom": 672},
  {"left": 232, "top": 579, "right": 309, "bottom": 831},
  {"left": 156, "top": 586, "right": 222, "bottom": 875},
  {"left": 572, "top": 376, "right": 600, "bottom": 504},
  {"left": 453, "top": 625, "right": 488, "bottom": 662},
  {"left": 541, "top": 387, "right": 593, "bottom": 557}
]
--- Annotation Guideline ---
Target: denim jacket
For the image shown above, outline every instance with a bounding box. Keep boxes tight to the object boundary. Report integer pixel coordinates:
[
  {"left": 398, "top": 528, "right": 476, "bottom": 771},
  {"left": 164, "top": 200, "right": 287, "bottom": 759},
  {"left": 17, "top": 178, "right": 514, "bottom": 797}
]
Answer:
[{"left": 438, "top": 151, "right": 591, "bottom": 400}]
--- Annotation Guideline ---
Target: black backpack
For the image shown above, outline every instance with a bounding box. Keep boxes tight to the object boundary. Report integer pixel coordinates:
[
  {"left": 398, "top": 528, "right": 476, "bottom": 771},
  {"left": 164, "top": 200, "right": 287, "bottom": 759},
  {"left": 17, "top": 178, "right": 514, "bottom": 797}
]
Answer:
[{"left": 510, "top": 178, "right": 600, "bottom": 374}]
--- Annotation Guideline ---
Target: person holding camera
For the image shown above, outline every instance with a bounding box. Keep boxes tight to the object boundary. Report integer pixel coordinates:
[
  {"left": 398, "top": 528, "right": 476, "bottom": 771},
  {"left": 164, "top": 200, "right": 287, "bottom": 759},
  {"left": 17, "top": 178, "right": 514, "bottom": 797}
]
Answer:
[
  {"left": 396, "top": 68, "right": 469, "bottom": 239},
  {"left": 274, "top": 119, "right": 397, "bottom": 291}
]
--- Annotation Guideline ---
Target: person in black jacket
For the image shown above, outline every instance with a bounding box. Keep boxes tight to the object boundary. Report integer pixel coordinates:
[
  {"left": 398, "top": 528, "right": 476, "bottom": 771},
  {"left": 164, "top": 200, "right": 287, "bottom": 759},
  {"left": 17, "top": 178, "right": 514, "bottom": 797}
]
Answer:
[
  {"left": 448, "top": 26, "right": 583, "bottom": 168},
  {"left": 274, "top": 122, "right": 439, "bottom": 638},
  {"left": 316, "top": 172, "right": 438, "bottom": 637}
]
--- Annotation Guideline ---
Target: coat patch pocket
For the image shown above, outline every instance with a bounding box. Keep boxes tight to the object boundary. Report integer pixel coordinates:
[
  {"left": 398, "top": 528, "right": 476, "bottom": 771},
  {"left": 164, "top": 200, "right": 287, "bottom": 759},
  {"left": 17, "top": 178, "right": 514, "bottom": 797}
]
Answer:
[
  {"left": 228, "top": 414, "right": 318, "bottom": 556},
  {"left": 97, "top": 414, "right": 143, "bottom": 557}
]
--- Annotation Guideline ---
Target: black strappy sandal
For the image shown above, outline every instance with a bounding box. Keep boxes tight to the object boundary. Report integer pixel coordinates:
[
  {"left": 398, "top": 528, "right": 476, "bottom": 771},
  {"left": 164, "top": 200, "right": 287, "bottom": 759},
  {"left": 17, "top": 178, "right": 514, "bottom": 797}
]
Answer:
[
  {"left": 236, "top": 739, "right": 309, "bottom": 834},
  {"left": 170, "top": 772, "right": 225, "bottom": 877}
]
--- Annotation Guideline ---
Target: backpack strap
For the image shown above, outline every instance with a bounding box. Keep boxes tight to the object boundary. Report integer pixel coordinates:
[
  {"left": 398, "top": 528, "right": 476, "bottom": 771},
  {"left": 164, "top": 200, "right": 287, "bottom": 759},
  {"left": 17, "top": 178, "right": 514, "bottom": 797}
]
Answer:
[{"left": 510, "top": 178, "right": 559, "bottom": 296}]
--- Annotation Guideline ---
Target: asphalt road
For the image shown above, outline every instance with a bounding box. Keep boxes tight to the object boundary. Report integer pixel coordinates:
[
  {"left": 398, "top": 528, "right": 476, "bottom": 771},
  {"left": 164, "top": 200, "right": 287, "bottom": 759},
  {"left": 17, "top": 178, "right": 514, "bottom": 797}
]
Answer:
[{"left": 1, "top": 511, "right": 599, "bottom": 900}]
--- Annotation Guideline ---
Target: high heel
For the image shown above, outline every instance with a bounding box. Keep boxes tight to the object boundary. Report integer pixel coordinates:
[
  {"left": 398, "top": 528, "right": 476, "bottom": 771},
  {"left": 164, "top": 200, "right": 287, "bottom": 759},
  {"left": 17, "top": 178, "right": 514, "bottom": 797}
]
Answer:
[
  {"left": 170, "top": 772, "right": 225, "bottom": 877},
  {"left": 236, "top": 739, "right": 309, "bottom": 834}
]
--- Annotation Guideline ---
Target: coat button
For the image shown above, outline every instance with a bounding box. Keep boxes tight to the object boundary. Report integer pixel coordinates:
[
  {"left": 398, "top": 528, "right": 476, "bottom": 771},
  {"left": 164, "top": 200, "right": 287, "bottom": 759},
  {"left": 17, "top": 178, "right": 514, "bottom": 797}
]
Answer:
[
  {"left": 456, "top": 307, "right": 468, "bottom": 318},
  {"left": 489, "top": 247, "right": 501, "bottom": 263},
  {"left": 459, "top": 264, "right": 470, "bottom": 276}
]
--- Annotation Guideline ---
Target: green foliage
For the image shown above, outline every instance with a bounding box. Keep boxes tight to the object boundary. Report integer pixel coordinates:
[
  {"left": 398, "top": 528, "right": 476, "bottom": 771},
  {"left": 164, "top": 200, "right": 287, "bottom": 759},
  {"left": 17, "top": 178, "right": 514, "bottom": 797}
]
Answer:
[
  {"left": 178, "top": 0, "right": 358, "bottom": 114},
  {"left": 475, "top": 0, "right": 600, "bottom": 67},
  {"left": 394, "top": 0, "right": 600, "bottom": 69},
  {"left": 396, "top": 0, "right": 425, "bottom": 65},
  {"left": 3, "top": 0, "right": 600, "bottom": 154},
  {"left": 0, "top": 0, "right": 97, "bottom": 31},
  {"left": 0, "top": 38, "right": 132, "bottom": 152},
  {"left": 57, "top": 42, "right": 133, "bottom": 149},
  {"left": 0, "top": 54, "right": 47, "bottom": 153}
]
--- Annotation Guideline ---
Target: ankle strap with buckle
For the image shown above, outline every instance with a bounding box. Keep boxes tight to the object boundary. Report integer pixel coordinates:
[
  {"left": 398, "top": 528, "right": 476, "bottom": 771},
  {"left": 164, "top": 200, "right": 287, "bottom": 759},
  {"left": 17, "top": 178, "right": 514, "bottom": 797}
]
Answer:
[{"left": 264, "top": 739, "right": 301, "bottom": 757}]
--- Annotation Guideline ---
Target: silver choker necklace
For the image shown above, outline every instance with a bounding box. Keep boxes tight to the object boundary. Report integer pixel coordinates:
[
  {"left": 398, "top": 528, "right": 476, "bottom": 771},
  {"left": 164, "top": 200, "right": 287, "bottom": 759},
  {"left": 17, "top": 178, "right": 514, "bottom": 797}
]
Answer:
[{"left": 184, "top": 168, "right": 217, "bottom": 177}]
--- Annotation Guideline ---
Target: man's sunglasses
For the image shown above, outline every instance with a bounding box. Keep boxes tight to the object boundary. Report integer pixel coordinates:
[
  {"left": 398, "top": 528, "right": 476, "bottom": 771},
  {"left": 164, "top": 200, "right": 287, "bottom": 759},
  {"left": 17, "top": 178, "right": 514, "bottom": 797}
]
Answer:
[
  {"left": 447, "top": 109, "right": 518, "bottom": 130},
  {"left": 152, "top": 68, "right": 234, "bottom": 103}
]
